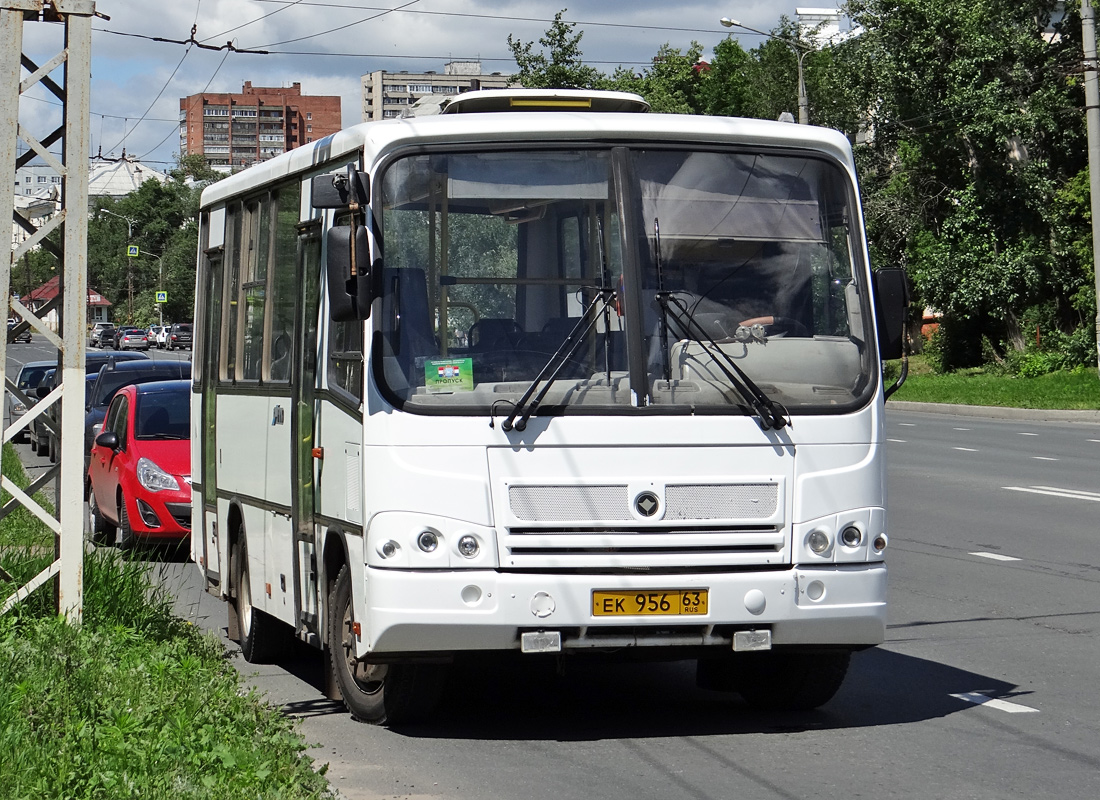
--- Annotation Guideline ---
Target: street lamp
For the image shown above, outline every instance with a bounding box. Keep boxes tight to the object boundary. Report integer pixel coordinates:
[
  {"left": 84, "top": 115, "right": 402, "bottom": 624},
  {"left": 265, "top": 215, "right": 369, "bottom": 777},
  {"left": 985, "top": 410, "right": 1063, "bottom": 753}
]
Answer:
[
  {"left": 720, "top": 17, "right": 812, "bottom": 125},
  {"left": 97, "top": 208, "right": 136, "bottom": 322}
]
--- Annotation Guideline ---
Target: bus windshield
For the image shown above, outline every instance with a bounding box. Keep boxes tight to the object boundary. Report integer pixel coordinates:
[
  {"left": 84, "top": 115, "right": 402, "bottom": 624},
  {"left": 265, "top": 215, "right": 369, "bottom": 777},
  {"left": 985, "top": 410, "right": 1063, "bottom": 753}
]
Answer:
[{"left": 377, "top": 146, "right": 874, "bottom": 416}]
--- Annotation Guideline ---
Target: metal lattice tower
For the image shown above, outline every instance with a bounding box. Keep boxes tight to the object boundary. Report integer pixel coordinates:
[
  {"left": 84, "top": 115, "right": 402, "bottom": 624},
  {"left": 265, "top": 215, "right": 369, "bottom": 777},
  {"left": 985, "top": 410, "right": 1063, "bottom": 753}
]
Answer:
[{"left": 1, "top": 0, "right": 92, "bottom": 622}]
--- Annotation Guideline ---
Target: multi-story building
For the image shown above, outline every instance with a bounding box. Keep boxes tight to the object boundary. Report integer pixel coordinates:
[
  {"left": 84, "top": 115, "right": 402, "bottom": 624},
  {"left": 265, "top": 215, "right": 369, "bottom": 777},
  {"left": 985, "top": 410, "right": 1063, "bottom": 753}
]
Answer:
[
  {"left": 179, "top": 81, "right": 341, "bottom": 172},
  {"left": 361, "top": 61, "right": 514, "bottom": 121}
]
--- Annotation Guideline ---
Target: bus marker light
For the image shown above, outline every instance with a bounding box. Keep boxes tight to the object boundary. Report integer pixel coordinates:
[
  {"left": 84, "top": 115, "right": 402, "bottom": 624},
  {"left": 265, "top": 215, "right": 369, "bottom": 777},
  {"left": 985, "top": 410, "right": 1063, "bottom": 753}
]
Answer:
[
  {"left": 380, "top": 540, "right": 398, "bottom": 558},
  {"left": 417, "top": 530, "right": 439, "bottom": 552},
  {"left": 873, "top": 534, "right": 888, "bottom": 552}
]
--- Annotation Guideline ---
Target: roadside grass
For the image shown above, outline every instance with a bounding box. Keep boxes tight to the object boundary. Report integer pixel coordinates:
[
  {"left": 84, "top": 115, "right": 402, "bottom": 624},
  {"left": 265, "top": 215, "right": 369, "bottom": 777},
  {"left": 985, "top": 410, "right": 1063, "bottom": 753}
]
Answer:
[
  {"left": 889, "top": 357, "right": 1100, "bottom": 410},
  {"left": 0, "top": 444, "right": 334, "bottom": 800}
]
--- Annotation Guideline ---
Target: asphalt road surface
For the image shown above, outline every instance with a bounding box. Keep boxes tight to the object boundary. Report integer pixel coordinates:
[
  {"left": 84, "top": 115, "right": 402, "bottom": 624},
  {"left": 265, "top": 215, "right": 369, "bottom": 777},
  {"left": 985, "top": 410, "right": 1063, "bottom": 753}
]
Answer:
[{"left": 158, "top": 408, "right": 1100, "bottom": 800}]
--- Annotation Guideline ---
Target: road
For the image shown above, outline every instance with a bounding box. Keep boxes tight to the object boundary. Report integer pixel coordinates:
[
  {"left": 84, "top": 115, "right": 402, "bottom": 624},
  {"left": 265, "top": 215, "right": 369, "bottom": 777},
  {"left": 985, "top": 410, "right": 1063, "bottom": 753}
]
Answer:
[
  {"left": 163, "top": 408, "right": 1100, "bottom": 800},
  {"left": 7, "top": 339, "right": 1099, "bottom": 799}
]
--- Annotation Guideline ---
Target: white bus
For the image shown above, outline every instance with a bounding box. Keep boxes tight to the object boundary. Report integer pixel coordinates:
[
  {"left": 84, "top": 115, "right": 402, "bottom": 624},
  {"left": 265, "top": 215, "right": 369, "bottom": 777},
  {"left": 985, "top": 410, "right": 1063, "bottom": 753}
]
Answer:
[{"left": 191, "top": 89, "right": 908, "bottom": 724}]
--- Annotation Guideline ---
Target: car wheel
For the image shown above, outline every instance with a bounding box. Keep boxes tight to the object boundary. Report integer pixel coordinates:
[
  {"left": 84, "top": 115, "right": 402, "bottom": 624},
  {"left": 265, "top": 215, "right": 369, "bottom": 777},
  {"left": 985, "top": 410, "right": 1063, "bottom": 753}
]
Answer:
[
  {"left": 116, "top": 492, "right": 136, "bottom": 550},
  {"left": 88, "top": 484, "right": 116, "bottom": 544},
  {"left": 327, "top": 564, "right": 447, "bottom": 725}
]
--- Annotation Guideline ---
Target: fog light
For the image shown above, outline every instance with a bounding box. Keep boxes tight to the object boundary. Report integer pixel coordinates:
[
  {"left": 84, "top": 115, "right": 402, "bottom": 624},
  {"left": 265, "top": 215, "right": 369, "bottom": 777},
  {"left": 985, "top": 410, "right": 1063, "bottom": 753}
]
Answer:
[
  {"left": 873, "top": 534, "right": 888, "bottom": 552},
  {"left": 807, "top": 529, "right": 830, "bottom": 554},
  {"left": 379, "top": 540, "right": 399, "bottom": 558},
  {"left": 841, "top": 525, "right": 862, "bottom": 547},
  {"left": 417, "top": 529, "right": 439, "bottom": 552},
  {"left": 457, "top": 535, "right": 479, "bottom": 558}
]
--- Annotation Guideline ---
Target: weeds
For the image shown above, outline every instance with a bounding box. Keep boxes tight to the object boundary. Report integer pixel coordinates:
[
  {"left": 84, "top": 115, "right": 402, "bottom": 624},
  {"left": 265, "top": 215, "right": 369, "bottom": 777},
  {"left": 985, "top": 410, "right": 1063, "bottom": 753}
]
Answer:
[{"left": 0, "top": 444, "right": 334, "bottom": 799}]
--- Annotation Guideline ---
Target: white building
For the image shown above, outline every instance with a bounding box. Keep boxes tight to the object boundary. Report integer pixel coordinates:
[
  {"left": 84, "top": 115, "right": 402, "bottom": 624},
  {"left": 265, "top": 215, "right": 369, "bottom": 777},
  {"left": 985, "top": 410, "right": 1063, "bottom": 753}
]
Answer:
[{"left": 361, "top": 61, "right": 514, "bottom": 122}]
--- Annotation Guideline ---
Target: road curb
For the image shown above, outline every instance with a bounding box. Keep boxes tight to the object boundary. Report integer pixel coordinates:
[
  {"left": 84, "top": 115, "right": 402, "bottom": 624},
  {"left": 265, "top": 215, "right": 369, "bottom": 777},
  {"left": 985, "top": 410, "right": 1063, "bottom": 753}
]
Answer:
[{"left": 887, "top": 400, "right": 1100, "bottom": 423}]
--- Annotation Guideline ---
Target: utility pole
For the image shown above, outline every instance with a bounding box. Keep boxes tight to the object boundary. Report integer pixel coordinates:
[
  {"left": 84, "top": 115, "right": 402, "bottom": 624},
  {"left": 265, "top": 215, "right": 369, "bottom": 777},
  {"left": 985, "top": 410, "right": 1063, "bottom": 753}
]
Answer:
[{"left": 1085, "top": 0, "right": 1100, "bottom": 378}]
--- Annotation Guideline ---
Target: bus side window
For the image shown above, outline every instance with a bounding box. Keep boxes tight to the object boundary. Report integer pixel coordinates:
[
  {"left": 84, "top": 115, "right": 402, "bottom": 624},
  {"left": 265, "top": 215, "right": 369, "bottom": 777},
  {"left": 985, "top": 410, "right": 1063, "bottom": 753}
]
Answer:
[{"left": 328, "top": 318, "right": 363, "bottom": 402}]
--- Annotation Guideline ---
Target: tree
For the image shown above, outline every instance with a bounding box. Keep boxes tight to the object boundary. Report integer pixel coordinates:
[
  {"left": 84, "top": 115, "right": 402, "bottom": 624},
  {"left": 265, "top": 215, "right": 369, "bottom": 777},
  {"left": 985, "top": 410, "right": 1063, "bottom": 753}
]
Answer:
[
  {"left": 603, "top": 43, "right": 707, "bottom": 114},
  {"left": 845, "top": 0, "right": 1088, "bottom": 369},
  {"left": 507, "top": 10, "right": 601, "bottom": 89}
]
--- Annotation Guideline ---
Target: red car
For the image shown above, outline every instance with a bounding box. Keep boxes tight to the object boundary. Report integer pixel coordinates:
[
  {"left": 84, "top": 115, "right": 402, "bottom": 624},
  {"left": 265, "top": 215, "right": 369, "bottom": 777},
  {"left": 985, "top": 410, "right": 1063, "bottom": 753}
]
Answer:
[{"left": 87, "top": 379, "right": 191, "bottom": 548}]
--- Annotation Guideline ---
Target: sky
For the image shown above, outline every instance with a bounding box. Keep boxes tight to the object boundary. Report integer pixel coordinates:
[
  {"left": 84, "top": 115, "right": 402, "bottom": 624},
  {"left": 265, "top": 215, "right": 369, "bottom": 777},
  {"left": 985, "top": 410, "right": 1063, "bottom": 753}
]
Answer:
[{"left": 17, "top": 0, "right": 832, "bottom": 171}]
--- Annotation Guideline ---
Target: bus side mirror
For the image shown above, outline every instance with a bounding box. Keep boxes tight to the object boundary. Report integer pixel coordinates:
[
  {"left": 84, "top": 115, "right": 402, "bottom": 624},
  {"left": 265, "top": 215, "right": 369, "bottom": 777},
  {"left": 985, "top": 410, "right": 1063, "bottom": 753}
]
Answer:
[
  {"left": 311, "top": 171, "right": 369, "bottom": 209},
  {"left": 873, "top": 268, "right": 909, "bottom": 361},
  {"left": 327, "top": 225, "right": 371, "bottom": 321}
]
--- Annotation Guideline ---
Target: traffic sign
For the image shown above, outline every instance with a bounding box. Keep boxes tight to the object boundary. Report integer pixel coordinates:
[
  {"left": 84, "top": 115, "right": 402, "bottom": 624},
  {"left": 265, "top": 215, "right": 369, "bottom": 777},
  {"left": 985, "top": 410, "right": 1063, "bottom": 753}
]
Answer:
[
  {"left": 155, "top": 291, "right": 167, "bottom": 303},
  {"left": 127, "top": 245, "right": 139, "bottom": 257}
]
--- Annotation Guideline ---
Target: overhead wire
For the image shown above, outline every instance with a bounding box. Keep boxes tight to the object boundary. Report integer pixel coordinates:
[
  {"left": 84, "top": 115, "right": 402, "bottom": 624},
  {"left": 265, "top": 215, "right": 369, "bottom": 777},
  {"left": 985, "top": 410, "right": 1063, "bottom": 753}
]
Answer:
[{"left": 251, "top": 0, "right": 420, "bottom": 49}]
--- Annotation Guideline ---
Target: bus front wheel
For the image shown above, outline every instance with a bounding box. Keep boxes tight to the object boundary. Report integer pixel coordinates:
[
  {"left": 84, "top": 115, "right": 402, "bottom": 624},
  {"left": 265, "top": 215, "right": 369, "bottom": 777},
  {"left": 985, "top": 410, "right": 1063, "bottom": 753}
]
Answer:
[
  {"left": 697, "top": 650, "right": 851, "bottom": 711},
  {"left": 327, "top": 564, "right": 447, "bottom": 725}
]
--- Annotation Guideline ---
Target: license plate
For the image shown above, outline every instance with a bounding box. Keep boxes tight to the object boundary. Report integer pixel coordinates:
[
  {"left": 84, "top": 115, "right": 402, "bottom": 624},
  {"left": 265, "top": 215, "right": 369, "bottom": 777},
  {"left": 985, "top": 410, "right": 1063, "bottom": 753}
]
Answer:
[{"left": 592, "top": 589, "right": 709, "bottom": 617}]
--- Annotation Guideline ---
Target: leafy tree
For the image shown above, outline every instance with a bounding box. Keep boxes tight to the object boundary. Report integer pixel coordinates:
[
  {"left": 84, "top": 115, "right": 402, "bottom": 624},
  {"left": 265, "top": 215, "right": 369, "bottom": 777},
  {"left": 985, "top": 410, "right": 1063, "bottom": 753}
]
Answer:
[
  {"left": 604, "top": 43, "right": 707, "bottom": 114},
  {"left": 507, "top": 9, "right": 601, "bottom": 89},
  {"left": 845, "top": 0, "right": 1086, "bottom": 368}
]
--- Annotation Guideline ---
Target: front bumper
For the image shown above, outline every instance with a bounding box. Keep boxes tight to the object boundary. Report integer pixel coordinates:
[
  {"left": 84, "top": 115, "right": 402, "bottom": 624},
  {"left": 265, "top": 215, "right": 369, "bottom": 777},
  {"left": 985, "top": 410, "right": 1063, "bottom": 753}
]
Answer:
[{"left": 360, "top": 562, "right": 886, "bottom": 657}]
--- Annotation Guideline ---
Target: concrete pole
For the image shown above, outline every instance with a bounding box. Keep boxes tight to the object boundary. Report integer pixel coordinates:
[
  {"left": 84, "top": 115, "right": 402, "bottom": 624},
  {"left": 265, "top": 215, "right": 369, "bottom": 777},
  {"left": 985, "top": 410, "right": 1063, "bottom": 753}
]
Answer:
[{"left": 1083, "top": 1, "right": 1100, "bottom": 378}]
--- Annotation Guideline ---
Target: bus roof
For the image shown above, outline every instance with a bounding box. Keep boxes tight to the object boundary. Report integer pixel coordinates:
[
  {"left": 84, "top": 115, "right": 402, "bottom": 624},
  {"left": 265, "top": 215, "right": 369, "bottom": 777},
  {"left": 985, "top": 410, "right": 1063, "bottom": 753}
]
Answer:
[{"left": 199, "top": 94, "right": 857, "bottom": 209}]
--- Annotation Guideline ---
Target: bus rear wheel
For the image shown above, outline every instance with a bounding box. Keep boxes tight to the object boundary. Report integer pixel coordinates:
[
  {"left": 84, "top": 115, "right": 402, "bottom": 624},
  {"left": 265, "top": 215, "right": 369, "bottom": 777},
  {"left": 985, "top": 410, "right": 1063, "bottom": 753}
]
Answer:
[
  {"left": 327, "top": 564, "right": 447, "bottom": 725},
  {"left": 726, "top": 650, "right": 852, "bottom": 711},
  {"left": 232, "top": 537, "right": 284, "bottom": 663}
]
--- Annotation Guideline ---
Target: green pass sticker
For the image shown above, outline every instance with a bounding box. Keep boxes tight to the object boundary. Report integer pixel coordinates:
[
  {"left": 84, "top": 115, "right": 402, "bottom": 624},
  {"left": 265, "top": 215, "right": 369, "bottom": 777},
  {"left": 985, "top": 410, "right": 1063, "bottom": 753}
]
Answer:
[{"left": 425, "top": 358, "right": 474, "bottom": 393}]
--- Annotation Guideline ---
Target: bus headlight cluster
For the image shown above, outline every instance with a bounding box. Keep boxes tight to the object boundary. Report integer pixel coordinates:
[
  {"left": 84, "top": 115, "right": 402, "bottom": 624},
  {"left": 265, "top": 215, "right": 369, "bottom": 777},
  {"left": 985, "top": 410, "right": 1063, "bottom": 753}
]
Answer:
[
  {"left": 840, "top": 525, "right": 863, "bottom": 547},
  {"left": 457, "top": 535, "right": 480, "bottom": 558}
]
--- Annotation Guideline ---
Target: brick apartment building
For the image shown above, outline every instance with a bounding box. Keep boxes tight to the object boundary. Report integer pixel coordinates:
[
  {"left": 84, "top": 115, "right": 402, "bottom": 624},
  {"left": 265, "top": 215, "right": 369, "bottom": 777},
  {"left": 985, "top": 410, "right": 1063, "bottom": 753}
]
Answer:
[{"left": 179, "top": 81, "right": 341, "bottom": 172}]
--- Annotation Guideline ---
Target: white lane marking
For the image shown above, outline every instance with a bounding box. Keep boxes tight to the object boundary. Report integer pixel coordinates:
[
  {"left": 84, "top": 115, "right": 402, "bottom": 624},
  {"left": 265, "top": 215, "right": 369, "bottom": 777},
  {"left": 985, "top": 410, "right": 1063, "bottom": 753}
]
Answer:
[
  {"left": 1018, "top": 432, "right": 1038, "bottom": 436},
  {"left": 1004, "top": 486, "right": 1100, "bottom": 502},
  {"left": 970, "top": 552, "right": 1022, "bottom": 562},
  {"left": 954, "top": 447, "right": 978, "bottom": 452},
  {"left": 950, "top": 692, "right": 1039, "bottom": 714},
  {"left": 1031, "top": 456, "right": 1058, "bottom": 461},
  {"left": 899, "top": 423, "right": 916, "bottom": 427},
  {"left": 888, "top": 438, "right": 906, "bottom": 443},
  {"left": 953, "top": 427, "right": 970, "bottom": 431}
]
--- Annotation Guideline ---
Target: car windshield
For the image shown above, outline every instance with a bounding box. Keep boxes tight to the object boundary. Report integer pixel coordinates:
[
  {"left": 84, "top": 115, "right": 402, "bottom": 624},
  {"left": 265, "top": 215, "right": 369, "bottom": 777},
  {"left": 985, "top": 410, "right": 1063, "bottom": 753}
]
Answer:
[
  {"left": 377, "top": 146, "right": 873, "bottom": 417},
  {"left": 134, "top": 389, "right": 190, "bottom": 439}
]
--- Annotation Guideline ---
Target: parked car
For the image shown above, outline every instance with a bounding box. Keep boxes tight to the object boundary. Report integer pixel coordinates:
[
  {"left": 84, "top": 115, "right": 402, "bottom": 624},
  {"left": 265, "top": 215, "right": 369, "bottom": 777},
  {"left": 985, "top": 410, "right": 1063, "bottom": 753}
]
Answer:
[
  {"left": 112, "top": 326, "right": 144, "bottom": 350},
  {"left": 95, "top": 327, "right": 117, "bottom": 348},
  {"left": 87, "top": 380, "right": 192, "bottom": 548},
  {"left": 166, "top": 323, "right": 192, "bottom": 351},
  {"left": 7, "top": 360, "right": 53, "bottom": 443},
  {"left": 147, "top": 325, "right": 163, "bottom": 348},
  {"left": 84, "top": 358, "right": 191, "bottom": 472},
  {"left": 7, "top": 320, "right": 31, "bottom": 343},
  {"left": 6, "top": 353, "right": 148, "bottom": 448},
  {"left": 118, "top": 327, "right": 150, "bottom": 351},
  {"left": 30, "top": 369, "right": 58, "bottom": 461},
  {"left": 155, "top": 325, "right": 169, "bottom": 349},
  {"left": 88, "top": 322, "right": 114, "bottom": 348}
]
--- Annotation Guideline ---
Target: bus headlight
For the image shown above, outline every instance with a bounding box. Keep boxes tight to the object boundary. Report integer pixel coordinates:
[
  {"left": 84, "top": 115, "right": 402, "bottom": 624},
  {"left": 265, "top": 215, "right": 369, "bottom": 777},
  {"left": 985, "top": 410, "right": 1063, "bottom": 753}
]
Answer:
[
  {"left": 807, "top": 529, "right": 830, "bottom": 554},
  {"left": 417, "top": 529, "right": 439, "bottom": 552},
  {"left": 457, "top": 535, "right": 480, "bottom": 558},
  {"left": 840, "top": 525, "right": 862, "bottom": 547}
]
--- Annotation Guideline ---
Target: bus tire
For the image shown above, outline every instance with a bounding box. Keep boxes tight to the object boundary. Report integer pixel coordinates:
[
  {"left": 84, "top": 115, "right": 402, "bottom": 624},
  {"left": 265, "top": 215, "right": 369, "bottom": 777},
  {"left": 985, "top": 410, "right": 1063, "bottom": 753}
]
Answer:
[
  {"left": 232, "top": 538, "right": 283, "bottom": 663},
  {"left": 327, "top": 564, "right": 446, "bottom": 725},
  {"left": 734, "top": 650, "right": 851, "bottom": 711}
]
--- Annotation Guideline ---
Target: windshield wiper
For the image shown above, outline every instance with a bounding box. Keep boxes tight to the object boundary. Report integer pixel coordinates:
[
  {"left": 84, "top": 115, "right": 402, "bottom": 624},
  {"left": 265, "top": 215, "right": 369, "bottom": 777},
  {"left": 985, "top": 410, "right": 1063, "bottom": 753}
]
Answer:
[
  {"left": 658, "top": 293, "right": 791, "bottom": 431},
  {"left": 500, "top": 287, "right": 616, "bottom": 432}
]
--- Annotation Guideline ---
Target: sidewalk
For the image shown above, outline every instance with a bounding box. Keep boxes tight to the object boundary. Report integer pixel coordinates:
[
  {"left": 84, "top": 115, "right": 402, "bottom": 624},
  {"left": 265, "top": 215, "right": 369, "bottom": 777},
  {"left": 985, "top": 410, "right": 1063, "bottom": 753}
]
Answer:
[{"left": 888, "top": 400, "right": 1100, "bottom": 423}]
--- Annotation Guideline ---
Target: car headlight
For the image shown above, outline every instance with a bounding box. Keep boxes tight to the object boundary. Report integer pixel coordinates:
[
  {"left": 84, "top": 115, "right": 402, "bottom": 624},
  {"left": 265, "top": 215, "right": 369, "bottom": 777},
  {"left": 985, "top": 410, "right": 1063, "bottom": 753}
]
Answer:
[
  {"left": 136, "top": 457, "right": 180, "bottom": 492},
  {"left": 11, "top": 401, "right": 25, "bottom": 414}
]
